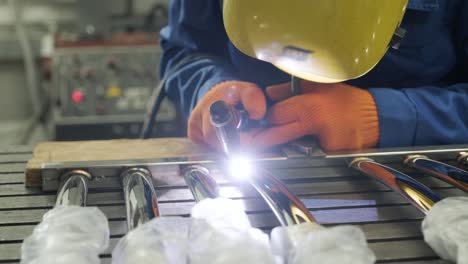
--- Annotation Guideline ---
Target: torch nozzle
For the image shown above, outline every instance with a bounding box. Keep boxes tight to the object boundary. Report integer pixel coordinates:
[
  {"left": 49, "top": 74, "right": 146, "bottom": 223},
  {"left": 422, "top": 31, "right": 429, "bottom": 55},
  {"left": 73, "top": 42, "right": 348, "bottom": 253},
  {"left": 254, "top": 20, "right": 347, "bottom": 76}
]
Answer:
[{"left": 210, "top": 100, "right": 241, "bottom": 156}]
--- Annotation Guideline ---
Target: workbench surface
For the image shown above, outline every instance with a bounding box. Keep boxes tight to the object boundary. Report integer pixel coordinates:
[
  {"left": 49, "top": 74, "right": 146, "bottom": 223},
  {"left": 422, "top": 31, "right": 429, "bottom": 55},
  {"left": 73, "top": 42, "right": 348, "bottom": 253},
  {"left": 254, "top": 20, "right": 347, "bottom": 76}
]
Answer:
[{"left": 0, "top": 145, "right": 463, "bottom": 263}]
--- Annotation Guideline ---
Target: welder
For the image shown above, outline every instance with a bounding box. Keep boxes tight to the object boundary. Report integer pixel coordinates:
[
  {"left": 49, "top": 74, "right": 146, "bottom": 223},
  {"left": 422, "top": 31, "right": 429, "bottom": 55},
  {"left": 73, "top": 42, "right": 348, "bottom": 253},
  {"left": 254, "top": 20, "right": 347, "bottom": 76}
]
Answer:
[{"left": 159, "top": 0, "right": 468, "bottom": 152}]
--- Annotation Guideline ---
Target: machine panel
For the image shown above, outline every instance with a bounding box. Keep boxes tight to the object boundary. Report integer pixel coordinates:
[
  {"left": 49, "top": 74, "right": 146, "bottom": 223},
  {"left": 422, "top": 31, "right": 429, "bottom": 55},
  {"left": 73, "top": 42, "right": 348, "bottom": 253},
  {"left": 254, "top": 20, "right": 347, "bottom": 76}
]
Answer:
[
  {"left": 53, "top": 46, "right": 161, "bottom": 116},
  {"left": 50, "top": 39, "right": 180, "bottom": 140}
]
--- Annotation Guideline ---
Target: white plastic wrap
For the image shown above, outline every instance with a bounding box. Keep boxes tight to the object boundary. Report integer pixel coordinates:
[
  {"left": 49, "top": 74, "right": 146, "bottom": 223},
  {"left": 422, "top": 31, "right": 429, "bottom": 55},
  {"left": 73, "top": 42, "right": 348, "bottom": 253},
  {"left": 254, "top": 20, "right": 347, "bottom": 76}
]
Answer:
[
  {"left": 422, "top": 196, "right": 468, "bottom": 264},
  {"left": 191, "top": 197, "right": 251, "bottom": 230},
  {"left": 21, "top": 206, "right": 110, "bottom": 264},
  {"left": 113, "top": 198, "right": 377, "bottom": 263},
  {"left": 271, "top": 222, "right": 375, "bottom": 264},
  {"left": 190, "top": 198, "right": 277, "bottom": 264},
  {"left": 112, "top": 198, "right": 278, "bottom": 264},
  {"left": 112, "top": 217, "right": 192, "bottom": 264}
]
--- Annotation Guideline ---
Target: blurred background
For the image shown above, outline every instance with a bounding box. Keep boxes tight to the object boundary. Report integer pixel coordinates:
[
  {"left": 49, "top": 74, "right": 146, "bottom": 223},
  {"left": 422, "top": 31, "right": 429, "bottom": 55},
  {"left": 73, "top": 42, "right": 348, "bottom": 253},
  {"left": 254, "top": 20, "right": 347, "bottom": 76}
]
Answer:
[{"left": 0, "top": 0, "right": 179, "bottom": 146}]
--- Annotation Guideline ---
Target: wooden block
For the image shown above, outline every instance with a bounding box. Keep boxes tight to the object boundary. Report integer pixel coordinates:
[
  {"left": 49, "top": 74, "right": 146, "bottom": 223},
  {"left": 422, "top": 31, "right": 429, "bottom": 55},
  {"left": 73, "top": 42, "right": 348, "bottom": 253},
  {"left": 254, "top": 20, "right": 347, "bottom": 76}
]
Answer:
[{"left": 25, "top": 138, "right": 210, "bottom": 187}]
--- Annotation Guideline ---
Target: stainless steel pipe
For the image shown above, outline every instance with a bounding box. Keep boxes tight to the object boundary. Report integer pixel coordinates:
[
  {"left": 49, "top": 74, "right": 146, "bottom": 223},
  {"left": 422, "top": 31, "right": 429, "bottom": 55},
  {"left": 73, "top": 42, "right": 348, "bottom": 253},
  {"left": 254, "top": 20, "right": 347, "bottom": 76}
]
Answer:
[
  {"left": 351, "top": 157, "right": 441, "bottom": 214},
  {"left": 248, "top": 167, "right": 316, "bottom": 226},
  {"left": 183, "top": 165, "right": 220, "bottom": 201},
  {"left": 184, "top": 162, "right": 315, "bottom": 225},
  {"left": 121, "top": 167, "right": 159, "bottom": 230},
  {"left": 404, "top": 155, "right": 468, "bottom": 192},
  {"left": 56, "top": 170, "right": 92, "bottom": 207}
]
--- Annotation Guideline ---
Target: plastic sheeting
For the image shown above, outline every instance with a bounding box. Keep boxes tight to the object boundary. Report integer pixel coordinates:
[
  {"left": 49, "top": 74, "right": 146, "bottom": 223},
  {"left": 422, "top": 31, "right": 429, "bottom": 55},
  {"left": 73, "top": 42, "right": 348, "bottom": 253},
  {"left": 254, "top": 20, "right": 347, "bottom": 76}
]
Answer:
[
  {"left": 21, "top": 206, "right": 109, "bottom": 264},
  {"left": 113, "top": 198, "right": 277, "bottom": 264},
  {"left": 113, "top": 198, "right": 375, "bottom": 264},
  {"left": 422, "top": 197, "right": 468, "bottom": 264},
  {"left": 271, "top": 222, "right": 375, "bottom": 264}
]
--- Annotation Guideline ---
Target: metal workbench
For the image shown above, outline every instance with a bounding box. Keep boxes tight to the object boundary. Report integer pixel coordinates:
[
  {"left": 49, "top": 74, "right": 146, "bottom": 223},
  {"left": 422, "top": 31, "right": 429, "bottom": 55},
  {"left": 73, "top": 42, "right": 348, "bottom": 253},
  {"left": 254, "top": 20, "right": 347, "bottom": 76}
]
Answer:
[{"left": 1, "top": 145, "right": 465, "bottom": 263}]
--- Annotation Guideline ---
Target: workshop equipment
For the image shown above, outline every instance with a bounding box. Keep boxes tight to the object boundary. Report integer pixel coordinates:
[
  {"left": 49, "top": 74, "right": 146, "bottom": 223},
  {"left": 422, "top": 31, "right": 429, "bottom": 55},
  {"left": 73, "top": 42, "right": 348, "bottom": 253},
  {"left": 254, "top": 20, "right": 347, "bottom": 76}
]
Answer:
[
  {"left": 51, "top": 35, "right": 179, "bottom": 140},
  {"left": 404, "top": 155, "right": 468, "bottom": 192},
  {"left": 10, "top": 140, "right": 468, "bottom": 263}
]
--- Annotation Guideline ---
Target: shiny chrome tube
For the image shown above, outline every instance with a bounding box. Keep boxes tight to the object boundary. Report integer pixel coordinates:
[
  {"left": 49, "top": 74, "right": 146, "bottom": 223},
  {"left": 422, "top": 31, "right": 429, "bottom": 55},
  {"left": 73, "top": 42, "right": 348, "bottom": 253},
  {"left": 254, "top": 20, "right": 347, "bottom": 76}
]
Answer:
[
  {"left": 458, "top": 152, "right": 468, "bottom": 166},
  {"left": 351, "top": 157, "right": 441, "bottom": 214},
  {"left": 249, "top": 167, "right": 316, "bottom": 226},
  {"left": 404, "top": 155, "right": 468, "bottom": 192},
  {"left": 183, "top": 165, "right": 220, "bottom": 202},
  {"left": 210, "top": 100, "right": 242, "bottom": 156},
  {"left": 56, "top": 170, "right": 92, "bottom": 207},
  {"left": 121, "top": 167, "right": 159, "bottom": 230}
]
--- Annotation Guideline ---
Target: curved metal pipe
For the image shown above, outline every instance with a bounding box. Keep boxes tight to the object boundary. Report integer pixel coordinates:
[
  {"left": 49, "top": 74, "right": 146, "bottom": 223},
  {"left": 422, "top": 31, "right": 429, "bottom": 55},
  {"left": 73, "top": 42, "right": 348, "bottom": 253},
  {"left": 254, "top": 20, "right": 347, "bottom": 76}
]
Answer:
[
  {"left": 183, "top": 165, "right": 220, "bottom": 201},
  {"left": 350, "top": 157, "right": 441, "bottom": 214},
  {"left": 56, "top": 170, "right": 92, "bottom": 207},
  {"left": 121, "top": 167, "right": 159, "bottom": 230},
  {"left": 249, "top": 167, "right": 316, "bottom": 226},
  {"left": 404, "top": 155, "right": 468, "bottom": 192}
]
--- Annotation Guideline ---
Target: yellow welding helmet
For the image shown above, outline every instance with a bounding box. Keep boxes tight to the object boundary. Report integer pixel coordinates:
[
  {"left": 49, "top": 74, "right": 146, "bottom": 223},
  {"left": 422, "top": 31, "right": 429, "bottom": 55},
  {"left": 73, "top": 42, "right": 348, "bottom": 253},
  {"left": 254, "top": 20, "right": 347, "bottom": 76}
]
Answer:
[{"left": 223, "top": 0, "right": 408, "bottom": 83}]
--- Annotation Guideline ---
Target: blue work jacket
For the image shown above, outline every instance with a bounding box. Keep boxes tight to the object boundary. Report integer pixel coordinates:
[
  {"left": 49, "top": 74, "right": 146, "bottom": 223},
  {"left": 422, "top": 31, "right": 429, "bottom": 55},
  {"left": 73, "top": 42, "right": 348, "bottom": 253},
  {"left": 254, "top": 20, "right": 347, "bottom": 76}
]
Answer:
[{"left": 160, "top": 0, "right": 468, "bottom": 148}]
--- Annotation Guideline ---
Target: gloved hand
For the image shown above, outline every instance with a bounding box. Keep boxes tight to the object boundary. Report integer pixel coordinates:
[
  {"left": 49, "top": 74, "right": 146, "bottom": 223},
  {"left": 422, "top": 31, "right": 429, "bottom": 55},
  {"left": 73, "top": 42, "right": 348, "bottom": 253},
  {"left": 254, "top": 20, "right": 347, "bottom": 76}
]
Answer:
[
  {"left": 246, "top": 81, "right": 379, "bottom": 151},
  {"left": 188, "top": 81, "right": 267, "bottom": 149}
]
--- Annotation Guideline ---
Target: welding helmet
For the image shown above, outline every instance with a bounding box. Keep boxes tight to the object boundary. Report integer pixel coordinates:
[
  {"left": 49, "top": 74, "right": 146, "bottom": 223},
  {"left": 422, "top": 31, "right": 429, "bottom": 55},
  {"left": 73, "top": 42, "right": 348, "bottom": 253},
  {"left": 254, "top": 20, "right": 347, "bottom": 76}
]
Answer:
[{"left": 223, "top": 0, "right": 408, "bottom": 83}]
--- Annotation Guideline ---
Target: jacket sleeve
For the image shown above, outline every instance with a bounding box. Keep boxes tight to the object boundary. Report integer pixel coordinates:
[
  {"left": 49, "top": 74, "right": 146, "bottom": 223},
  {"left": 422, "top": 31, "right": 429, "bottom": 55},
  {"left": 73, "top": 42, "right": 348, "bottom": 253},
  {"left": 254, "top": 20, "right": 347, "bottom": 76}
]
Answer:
[
  {"left": 368, "top": 2, "right": 468, "bottom": 147},
  {"left": 159, "top": 0, "right": 240, "bottom": 117}
]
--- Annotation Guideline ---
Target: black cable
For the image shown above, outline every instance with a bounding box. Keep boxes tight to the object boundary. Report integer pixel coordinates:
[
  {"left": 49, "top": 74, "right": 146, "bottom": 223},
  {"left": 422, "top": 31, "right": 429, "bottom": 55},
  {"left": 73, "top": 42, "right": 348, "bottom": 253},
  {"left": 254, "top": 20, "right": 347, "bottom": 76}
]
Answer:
[
  {"left": 140, "top": 54, "right": 218, "bottom": 139},
  {"left": 140, "top": 79, "right": 167, "bottom": 138}
]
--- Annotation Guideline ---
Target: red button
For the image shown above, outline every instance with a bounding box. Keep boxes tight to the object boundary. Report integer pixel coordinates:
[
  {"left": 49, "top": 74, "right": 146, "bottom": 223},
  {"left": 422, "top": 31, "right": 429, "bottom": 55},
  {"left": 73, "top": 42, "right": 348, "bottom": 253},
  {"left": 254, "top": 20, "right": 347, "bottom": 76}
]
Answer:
[{"left": 72, "top": 90, "right": 85, "bottom": 103}]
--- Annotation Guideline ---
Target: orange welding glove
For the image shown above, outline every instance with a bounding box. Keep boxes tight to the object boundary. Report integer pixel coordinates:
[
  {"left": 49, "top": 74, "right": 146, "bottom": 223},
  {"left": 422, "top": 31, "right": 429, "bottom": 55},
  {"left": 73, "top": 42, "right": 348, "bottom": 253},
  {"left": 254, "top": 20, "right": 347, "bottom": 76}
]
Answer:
[
  {"left": 246, "top": 81, "right": 379, "bottom": 151},
  {"left": 188, "top": 81, "right": 267, "bottom": 149}
]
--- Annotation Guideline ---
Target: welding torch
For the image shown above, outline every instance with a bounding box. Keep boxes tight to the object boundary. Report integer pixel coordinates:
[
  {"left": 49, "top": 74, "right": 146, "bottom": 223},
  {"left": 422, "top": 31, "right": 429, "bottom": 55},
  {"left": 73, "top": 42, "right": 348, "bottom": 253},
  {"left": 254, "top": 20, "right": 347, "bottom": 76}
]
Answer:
[
  {"left": 209, "top": 99, "right": 316, "bottom": 225},
  {"left": 209, "top": 75, "right": 301, "bottom": 156},
  {"left": 209, "top": 100, "right": 264, "bottom": 156}
]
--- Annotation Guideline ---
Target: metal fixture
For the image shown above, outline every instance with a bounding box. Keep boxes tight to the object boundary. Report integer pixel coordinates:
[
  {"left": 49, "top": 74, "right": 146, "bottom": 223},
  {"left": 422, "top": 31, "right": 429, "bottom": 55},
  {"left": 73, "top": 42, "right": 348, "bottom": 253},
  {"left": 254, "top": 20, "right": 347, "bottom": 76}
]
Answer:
[
  {"left": 121, "top": 167, "right": 159, "bottom": 230},
  {"left": 248, "top": 167, "right": 316, "bottom": 226},
  {"left": 183, "top": 165, "right": 220, "bottom": 201},
  {"left": 351, "top": 157, "right": 441, "bottom": 214},
  {"left": 56, "top": 170, "right": 92, "bottom": 207},
  {"left": 39, "top": 145, "right": 468, "bottom": 191}
]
